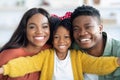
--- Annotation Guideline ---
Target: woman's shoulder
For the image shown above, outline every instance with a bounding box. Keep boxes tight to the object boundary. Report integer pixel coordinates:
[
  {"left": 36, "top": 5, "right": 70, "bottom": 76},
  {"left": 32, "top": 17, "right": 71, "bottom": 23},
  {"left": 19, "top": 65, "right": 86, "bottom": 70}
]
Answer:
[
  {"left": 1, "top": 48, "right": 24, "bottom": 54},
  {"left": 41, "top": 44, "right": 52, "bottom": 50},
  {"left": 0, "top": 48, "right": 26, "bottom": 57}
]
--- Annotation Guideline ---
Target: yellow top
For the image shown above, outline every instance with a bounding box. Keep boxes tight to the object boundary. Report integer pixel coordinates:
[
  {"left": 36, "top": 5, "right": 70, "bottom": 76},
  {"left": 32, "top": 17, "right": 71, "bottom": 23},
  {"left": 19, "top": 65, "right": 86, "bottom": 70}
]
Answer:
[{"left": 3, "top": 49, "right": 119, "bottom": 80}]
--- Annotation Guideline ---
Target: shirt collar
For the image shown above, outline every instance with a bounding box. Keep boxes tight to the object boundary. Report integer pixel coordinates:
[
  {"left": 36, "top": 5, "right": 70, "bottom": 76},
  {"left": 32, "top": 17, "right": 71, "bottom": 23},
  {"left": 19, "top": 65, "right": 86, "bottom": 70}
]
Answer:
[{"left": 102, "top": 32, "right": 113, "bottom": 56}]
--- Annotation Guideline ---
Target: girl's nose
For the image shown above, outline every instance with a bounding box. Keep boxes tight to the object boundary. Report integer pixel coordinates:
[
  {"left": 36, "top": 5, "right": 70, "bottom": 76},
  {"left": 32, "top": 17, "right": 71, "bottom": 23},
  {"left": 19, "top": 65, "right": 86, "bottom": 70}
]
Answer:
[{"left": 59, "top": 37, "right": 65, "bottom": 43}]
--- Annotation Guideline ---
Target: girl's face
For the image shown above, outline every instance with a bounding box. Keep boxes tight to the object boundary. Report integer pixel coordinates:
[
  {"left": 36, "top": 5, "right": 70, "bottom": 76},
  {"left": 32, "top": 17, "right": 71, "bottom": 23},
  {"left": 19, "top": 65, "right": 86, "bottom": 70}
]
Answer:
[
  {"left": 53, "top": 26, "right": 71, "bottom": 54},
  {"left": 26, "top": 13, "right": 50, "bottom": 48}
]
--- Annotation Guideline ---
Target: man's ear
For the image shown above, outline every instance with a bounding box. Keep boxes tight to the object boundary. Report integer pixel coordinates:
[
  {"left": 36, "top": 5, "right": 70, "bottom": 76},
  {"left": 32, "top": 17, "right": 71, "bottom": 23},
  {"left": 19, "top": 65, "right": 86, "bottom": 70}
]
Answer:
[{"left": 99, "top": 24, "right": 103, "bottom": 33}]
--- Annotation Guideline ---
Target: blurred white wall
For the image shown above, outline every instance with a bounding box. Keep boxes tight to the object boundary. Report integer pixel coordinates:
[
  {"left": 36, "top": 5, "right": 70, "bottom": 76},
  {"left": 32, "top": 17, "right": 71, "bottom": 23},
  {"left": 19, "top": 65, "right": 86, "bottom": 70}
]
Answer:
[
  {"left": 0, "top": 0, "right": 81, "bottom": 47},
  {"left": 0, "top": 0, "right": 120, "bottom": 47}
]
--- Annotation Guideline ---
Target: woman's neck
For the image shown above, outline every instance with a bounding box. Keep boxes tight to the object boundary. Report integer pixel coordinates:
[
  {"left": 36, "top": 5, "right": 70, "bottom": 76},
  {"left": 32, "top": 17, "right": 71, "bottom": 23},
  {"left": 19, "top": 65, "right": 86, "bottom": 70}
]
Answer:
[{"left": 24, "top": 45, "right": 42, "bottom": 55}]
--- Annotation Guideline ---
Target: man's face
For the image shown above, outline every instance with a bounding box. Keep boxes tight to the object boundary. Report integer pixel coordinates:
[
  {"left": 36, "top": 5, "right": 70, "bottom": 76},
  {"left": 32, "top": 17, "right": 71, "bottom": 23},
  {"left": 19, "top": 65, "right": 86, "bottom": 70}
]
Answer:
[{"left": 72, "top": 15, "right": 103, "bottom": 49}]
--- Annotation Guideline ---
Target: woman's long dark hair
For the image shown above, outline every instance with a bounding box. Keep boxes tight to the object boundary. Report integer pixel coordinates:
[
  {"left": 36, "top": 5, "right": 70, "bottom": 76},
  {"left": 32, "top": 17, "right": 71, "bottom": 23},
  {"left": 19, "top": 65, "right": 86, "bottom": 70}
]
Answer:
[{"left": 0, "top": 8, "right": 50, "bottom": 52}]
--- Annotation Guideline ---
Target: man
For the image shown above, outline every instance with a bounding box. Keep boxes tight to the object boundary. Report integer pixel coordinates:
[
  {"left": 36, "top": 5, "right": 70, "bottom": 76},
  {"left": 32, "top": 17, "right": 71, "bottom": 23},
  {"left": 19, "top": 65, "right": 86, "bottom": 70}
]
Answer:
[{"left": 71, "top": 5, "right": 120, "bottom": 80}]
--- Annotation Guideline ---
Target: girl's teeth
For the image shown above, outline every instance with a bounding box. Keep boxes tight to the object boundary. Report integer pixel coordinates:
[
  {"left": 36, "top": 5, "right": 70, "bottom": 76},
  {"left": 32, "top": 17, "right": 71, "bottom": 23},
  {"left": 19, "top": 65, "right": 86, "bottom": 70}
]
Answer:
[{"left": 59, "top": 45, "right": 65, "bottom": 49}]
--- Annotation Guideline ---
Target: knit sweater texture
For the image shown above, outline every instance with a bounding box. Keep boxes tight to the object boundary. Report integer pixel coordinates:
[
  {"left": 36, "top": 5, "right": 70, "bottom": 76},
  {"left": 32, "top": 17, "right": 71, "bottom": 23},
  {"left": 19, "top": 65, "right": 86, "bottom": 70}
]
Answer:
[{"left": 3, "top": 49, "right": 119, "bottom": 80}]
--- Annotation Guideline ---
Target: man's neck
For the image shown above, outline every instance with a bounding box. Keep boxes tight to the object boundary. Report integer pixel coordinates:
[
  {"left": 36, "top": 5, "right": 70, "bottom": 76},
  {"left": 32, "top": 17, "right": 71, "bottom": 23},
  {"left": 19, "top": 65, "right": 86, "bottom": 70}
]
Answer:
[{"left": 86, "top": 38, "right": 106, "bottom": 57}]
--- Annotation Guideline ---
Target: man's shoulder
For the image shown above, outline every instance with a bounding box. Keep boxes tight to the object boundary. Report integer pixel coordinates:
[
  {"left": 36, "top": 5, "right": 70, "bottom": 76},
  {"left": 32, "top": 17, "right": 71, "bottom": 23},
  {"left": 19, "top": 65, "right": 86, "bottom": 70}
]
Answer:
[
  {"left": 71, "top": 41, "right": 80, "bottom": 50},
  {"left": 104, "top": 32, "right": 120, "bottom": 45}
]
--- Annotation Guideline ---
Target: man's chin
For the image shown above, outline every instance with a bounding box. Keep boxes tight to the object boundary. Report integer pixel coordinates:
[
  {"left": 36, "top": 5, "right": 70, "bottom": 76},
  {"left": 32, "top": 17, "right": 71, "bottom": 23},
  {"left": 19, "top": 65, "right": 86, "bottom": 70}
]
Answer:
[{"left": 81, "top": 46, "right": 94, "bottom": 51}]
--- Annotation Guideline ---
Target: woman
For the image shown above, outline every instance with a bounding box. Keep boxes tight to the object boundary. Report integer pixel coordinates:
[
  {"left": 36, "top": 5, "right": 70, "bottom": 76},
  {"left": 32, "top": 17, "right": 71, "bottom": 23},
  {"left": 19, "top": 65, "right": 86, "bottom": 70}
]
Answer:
[{"left": 0, "top": 8, "right": 51, "bottom": 80}]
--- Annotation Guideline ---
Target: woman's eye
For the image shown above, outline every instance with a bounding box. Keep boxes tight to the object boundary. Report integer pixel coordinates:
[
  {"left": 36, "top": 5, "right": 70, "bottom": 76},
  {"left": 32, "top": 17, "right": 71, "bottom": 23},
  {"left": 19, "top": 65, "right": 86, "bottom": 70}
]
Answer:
[
  {"left": 43, "top": 26, "right": 49, "bottom": 28},
  {"left": 42, "top": 24, "right": 49, "bottom": 29},
  {"left": 29, "top": 26, "right": 35, "bottom": 29},
  {"left": 28, "top": 24, "right": 36, "bottom": 29}
]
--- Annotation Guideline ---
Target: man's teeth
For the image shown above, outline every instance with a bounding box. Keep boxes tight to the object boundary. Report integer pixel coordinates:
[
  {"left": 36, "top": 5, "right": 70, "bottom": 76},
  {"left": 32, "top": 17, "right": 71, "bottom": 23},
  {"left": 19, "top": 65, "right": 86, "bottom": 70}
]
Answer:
[{"left": 81, "top": 39, "right": 90, "bottom": 42}]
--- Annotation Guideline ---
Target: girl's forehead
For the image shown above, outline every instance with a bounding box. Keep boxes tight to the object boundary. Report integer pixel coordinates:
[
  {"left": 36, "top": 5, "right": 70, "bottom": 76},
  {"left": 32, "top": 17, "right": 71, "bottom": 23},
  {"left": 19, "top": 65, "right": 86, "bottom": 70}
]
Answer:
[
  {"left": 55, "top": 26, "right": 69, "bottom": 33},
  {"left": 57, "top": 25, "right": 66, "bottom": 29},
  {"left": 55, "top": 26, "right": 66, "bottom": 31}
]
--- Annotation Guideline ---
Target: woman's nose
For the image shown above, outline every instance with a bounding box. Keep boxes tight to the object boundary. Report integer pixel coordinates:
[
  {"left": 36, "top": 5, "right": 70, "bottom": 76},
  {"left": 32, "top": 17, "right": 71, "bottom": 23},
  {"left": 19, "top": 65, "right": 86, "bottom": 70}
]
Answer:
[{"left": 36, "top": 27, "right": 43, "bottom": 34}]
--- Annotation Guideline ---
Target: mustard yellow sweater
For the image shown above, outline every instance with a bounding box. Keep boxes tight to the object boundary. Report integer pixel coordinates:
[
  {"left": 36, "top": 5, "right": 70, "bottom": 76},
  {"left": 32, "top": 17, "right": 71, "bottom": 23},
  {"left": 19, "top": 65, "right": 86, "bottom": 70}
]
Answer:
[{"left": 3, "top": 49, "right": 119, "bottom": 80}]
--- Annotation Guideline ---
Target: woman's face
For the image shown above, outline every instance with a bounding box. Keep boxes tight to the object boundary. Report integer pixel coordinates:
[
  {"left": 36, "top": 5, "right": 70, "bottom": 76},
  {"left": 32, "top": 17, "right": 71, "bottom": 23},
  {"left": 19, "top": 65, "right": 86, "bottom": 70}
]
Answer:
[{"left": 26, "top": 13, "right": 50, "bottom": 48}]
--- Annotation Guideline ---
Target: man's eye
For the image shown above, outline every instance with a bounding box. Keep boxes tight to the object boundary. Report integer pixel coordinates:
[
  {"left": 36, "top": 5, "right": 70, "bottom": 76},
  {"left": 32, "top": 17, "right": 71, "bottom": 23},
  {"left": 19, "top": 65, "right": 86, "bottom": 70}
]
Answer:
[
  {"left": 85, "top": 26, "right": 91, "bottom": 29},
  {"left": 73, "top": 27, "right": 79, "bottom": 31}
]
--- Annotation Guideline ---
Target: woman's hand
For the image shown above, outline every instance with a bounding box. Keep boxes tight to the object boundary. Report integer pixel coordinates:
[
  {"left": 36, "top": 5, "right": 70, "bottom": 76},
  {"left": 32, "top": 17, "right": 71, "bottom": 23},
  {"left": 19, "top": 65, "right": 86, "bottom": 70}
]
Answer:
[{"left": 0, "top": 67, "right": 3, "bottom": 74}]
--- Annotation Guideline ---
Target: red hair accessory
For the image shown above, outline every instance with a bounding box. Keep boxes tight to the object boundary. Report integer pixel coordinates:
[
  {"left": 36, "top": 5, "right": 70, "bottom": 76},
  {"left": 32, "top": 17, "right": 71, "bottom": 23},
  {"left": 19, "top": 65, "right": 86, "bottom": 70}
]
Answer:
[
  {"left": 60, "top": 12, "right": 72, "bottom": 20},
  {"left": 51, "top": 12, "right": 72, "bottom": 20}
]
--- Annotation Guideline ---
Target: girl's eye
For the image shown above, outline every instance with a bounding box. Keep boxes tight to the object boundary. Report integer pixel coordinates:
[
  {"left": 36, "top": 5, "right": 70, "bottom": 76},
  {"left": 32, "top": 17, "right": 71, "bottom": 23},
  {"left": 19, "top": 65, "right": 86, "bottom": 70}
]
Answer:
[
  {"left": 65, "top": 35, "right": 70, "bottom": 39},
  {"left": 54, "top": 35, "right": 59, "bottom": 39}
]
